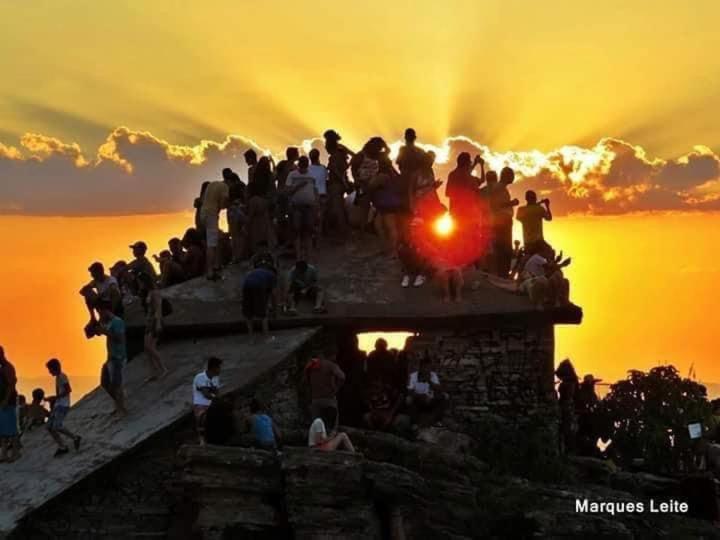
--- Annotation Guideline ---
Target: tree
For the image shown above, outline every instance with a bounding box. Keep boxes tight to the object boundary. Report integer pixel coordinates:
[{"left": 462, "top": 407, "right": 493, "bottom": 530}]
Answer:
[{"left": 599, "top": 365, "right": 711, "bottom": 473}]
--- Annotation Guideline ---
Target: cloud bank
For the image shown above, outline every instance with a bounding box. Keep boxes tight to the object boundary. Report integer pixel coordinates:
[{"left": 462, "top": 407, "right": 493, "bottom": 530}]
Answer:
[{"left": 1, "top": 128, "right": 719, "bottom": 216}]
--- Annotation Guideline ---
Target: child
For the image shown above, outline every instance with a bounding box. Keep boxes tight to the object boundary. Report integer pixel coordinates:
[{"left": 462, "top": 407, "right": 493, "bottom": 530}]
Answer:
[
  {"left": 24, "top": 388, "right": 49, "bottom": 431},
  {"left": 246, "top": 398, "right": 281, "bottom": 451},
  {"left": 45, "top": 359, "right": 82, "bottom": 457}
]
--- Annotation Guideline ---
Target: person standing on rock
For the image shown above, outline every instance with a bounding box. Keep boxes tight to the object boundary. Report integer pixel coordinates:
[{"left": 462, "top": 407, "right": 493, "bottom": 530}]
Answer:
[
  {"left": 44, "top": 358, "right": 82, "bottom": 457},
  {"left": 199, "top": 175, "right": 230, "bottom": 281},
  {"left": 305, "top": 356, "right": 345, "bottom": 434},
  {"left": 95, "top": 301, "right": 128, "bottom": 416},
  {"left": 136, "top": 272, "right": 169, "bottom": 382},
  {"left": 0, "top": 346, "right": 21, "bottom": 462}
]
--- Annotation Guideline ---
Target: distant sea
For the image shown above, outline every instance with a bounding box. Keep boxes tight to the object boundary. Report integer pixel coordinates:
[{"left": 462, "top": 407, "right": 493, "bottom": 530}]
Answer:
[{"left": 17, "top": 375, "right": 98, "bottom": 403}]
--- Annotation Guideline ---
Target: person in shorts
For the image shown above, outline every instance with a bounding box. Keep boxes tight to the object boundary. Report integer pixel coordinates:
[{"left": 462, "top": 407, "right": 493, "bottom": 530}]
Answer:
[
  {"left": 95, "top": 301, "right": 128, "bottom": 416},
  {"left": 285, "top": 260, "right": 326, "bottom": 315},
  {"left": 199, "top": 176, "right": 230, "bottom": 280},
  {"left": 45, "top": 358, "right": 82, "bottom": 457},
  {"left": 242, "top": 265, "right": 278, "bottom": 339}
]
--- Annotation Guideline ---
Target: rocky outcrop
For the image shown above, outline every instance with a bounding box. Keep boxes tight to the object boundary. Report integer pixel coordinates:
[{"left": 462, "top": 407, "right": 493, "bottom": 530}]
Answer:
[{"left": 178, "top": 434, "right": 720, "bottom": 540}]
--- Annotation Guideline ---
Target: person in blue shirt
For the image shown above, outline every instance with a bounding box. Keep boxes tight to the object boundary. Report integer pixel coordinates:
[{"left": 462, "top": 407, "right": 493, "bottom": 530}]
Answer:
[
  {"left": 242, "top": 265, "right": 278, "bottom": 340},
  {"left": 95, "top": 301, "right": 128, "bottom": 416},
  {"left": 246, "top": 397, "right": 281, "bottom": 451}
]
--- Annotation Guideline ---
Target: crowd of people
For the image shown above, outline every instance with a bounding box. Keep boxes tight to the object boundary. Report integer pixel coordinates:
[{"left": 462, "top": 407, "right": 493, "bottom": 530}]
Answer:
[
  {"left": 1, "top": 126, "right": 576, "bottom": 461},
  {"left": 192, "top": 335, "right": 448, "bottom": 452}
]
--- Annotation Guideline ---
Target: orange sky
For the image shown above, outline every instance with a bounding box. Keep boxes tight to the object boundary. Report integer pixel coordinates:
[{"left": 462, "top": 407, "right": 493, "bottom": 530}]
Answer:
[{"left": 4, "top": 212, "right": 719, "bottom": 399}]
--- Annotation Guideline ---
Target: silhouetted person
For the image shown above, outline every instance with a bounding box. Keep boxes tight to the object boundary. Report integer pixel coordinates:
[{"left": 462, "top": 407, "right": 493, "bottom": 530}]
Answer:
[
  {"left": 370, "top": 137, "right": 402, "bottom": 254},
  {"left": 194, "top": 181, "right": 210, "bottom": 233},
  {"left": 396, "top": 128, "right": 426, "bottom": 178},
  {"left": 224, "top": 168, "right": 247, "bottom": 263},
  {"left": 446, "top": 152, "right": 484, "bottom": 225},
  {"left": 181, "top": 228, "right": 205, "bottom": 279},
  {"left": 308, "top": 148, "right": 328, "bottom": 236},
  {"left": 555, "top": 358, "right": 579, "bottom": 455},
  {"left": 275, "top": 147, "right": 299, "bottom": 247},
  {"left": 516, "top": 190, "right": 553, "bottom": 256},
  {"left": 136, "top": 272, "right": 168, "bottom": 381},
  {"left": 128, "top": 241, "right": 158, "bottom": 282},
  {"left": 576, "top": 374, "right": 601, "bottom": 456},
  {"left": 0, "top": 346, "right": 20, "bottom": 462},
  {"left": 276, "top": 147, "right": 299, "bottom": 190},
  {"left": 492, "top": 167, "right": 519, "bottom": 277},
  {"left": 199, "top": 175, "right": 231, "bottom": 280},
  {"left": 244, "top": 149, "right": 258, "bottom": 184},
  {"left": 286, "top": 156, "right": 318, "bottom": 261},
  {"left": 246, "top": 157, "right": 275, "bottom": 254},
  {"left": 396, "top": 128, "right": 427, "bottom": 221},
  {"left": 168, "top": 237, "right": 185, "bottom": 265},
  {"left": 324, "top": 129, "right": 354, "bottom": 238},
  {"left": 80, "top": 262, "right": 122, "bottom": 330}
]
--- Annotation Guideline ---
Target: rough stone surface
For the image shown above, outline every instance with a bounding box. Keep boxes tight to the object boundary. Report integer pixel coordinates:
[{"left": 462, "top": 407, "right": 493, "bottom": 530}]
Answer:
[
  {"left": 176, "top": 442, "right": 720, "bottom": 540},
  {"left": 1, "top": 328, "right": 319, "bottom": 536},
  {"left": 126, "top": 239, "right": 581, "bottom": 339}
]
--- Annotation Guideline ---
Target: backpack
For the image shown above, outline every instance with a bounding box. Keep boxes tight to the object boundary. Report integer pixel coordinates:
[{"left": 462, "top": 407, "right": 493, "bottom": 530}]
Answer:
[{"left": 161, "top": 297, "right": 173, "bottom": 317}]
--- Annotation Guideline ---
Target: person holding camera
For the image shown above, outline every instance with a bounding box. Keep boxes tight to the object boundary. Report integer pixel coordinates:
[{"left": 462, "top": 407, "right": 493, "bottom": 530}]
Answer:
[{"left": 516, "top": 189, "right": 553, "bottom": 256}]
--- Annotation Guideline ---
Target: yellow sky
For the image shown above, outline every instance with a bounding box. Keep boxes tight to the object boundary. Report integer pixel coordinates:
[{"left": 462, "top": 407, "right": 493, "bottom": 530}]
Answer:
[{"left": 1, "top": 1, "right": 719, "bottom": 155}]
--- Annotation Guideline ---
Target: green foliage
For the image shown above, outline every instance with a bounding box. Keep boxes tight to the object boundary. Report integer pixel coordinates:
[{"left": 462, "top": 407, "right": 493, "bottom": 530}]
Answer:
[{"left": 600, "top": 365, "right": 711, "bottom": 473}]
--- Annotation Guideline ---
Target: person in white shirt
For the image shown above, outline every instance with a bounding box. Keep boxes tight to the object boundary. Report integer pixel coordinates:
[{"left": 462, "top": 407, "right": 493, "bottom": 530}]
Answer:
[
  {"left": 193, "top": 356, "right": 222, "bottom": 444},
  {"left": 307, "top": 417, "right": 355, "bottom": 452},
  {"left": 45, "top": 358, "right": 81, "bottom": 457},
  {"left": 406, "top": 356, "right": 447, "bottom": 426}
]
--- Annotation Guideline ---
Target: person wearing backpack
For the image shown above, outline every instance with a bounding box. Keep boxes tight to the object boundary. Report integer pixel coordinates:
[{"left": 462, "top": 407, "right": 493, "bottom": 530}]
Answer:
[{"left": 136, "top": 272, "right": 169, "bottom": 381}]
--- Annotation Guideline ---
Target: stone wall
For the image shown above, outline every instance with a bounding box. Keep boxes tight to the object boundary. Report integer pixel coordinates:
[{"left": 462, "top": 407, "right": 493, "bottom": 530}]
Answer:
[{"left": 403, "top": 324, "right": 559, "bottom": 476}]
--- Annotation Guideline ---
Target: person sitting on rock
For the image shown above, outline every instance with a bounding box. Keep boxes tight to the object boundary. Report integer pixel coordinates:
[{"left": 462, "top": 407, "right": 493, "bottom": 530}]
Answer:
[
  {"left": 242, "top": 264, "right": 279, "bottom": 340},
  {"left": 128, "top": 241, "right": 158, "bottom": 283},
  {"left": 193, "top": 356, "right": 222, "bottom": 445},
  {"left": 23, "top": 388, "right": 49, "bottom": 432},
  {"left": 156, "top": 250, "right": 186, "bottom": 288},
  {"left": 406, "top": 356, "right": 447, "bottom": 427},
  {"left": 363, "top": 379, "right": 404, "bottom": 432},
  {"left": 308, "top": 417, "right": 355, "bottom": 452},
  {"left": 285, "top": 260, "right": 326, "bottom": 315},
  {"left": 181, "top": 228, "right": 206, "bottom": 280},
  {"left": 246, "top": 397, "right": 281, "bottom": 451},
  {"left": 80, "top": 262, "right": 122, "bottom": 336}
]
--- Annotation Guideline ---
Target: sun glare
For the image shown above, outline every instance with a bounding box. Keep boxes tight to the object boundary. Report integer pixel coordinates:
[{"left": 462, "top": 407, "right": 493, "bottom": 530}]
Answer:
[{"left": 434, "top": 212, "right": 455, "bottom": 237}]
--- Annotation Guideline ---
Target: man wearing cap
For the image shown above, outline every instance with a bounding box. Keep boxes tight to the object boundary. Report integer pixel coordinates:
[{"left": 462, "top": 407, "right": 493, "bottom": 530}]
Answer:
[
  {"left": 199, "top": 175, "right": 230, "bottom": 280},
  {"left": 128, "top": 241, "right": 158, "bottom": 281},
  {"left": 323, "top": 129, "right": 354, "bottom": 238},
  {"left": 79, "top": 262, "right": 122, "bottom": 330}
]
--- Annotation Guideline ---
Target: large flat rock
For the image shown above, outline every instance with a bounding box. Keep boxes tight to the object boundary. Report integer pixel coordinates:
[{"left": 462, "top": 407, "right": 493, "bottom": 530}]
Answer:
[
  {"left": 127, "top": 239, "right": 581, "bottom": 335},
  {"left": 0, "top": 328, "right": 319, "bottom": 535}
]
